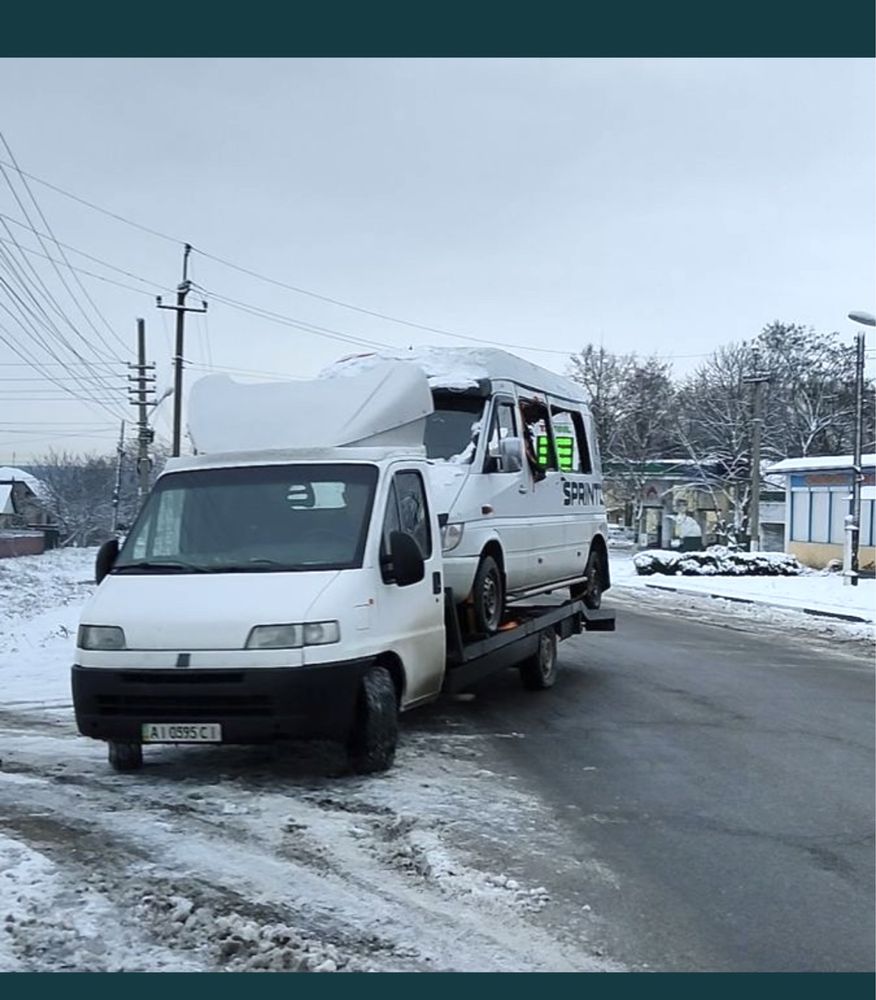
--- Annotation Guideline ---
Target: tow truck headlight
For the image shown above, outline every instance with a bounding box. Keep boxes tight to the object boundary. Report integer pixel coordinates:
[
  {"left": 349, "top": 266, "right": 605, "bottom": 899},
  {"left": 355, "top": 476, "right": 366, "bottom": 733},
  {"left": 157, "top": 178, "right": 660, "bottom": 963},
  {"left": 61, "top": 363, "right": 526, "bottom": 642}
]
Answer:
[
  {"left": 246, "top": 624, "right": 301, "bottom": 649},
  {"left": 441, "top": 522, "right": 464, "bottom": 553},
  {"left": 302, "top": 621, "right": 340, "bottom": 646},
  {"left": 78, "top": 625, "right": 126, "bottom": 650},
  {"left": 245, "top": 622, "right": 340, "bottom": 649}
]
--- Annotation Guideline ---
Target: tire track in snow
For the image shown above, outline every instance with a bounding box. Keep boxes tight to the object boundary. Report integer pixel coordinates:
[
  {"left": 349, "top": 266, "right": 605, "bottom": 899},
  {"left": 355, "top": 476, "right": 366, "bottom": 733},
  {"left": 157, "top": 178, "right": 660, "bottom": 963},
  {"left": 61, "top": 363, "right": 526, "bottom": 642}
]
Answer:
[{"left": 0, "top": 726, "right": 618, "bottom": 971}]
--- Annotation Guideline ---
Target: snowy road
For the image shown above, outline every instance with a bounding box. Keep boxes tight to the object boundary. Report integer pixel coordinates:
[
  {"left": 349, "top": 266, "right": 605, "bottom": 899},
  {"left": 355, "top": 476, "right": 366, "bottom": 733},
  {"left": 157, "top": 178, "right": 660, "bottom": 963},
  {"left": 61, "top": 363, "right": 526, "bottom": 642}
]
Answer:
[
  {"left": 1, "top": 548, "right": 873, "bottom": 971},
  {"left": 0, "top": 549, "right": 615, "bottom": 972}
]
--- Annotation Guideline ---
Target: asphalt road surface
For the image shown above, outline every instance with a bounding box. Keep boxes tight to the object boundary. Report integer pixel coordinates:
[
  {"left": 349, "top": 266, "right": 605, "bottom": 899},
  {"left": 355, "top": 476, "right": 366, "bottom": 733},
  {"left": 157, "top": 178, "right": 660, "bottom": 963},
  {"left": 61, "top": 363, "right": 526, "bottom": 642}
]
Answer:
[{"left": 452, "top": 593, "right": 875, "bottom": 971}]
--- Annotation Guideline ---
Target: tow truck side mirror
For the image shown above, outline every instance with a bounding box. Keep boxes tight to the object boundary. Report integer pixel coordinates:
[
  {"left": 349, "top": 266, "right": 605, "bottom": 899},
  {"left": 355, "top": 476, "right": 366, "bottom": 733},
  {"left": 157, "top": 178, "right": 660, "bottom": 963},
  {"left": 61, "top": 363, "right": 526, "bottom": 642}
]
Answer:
[
  {"left": 389, "top": 531, "right": 425, "bottom": 587},
  {"left": 95, "top": 538, "right": 119, "bottom": 584}
]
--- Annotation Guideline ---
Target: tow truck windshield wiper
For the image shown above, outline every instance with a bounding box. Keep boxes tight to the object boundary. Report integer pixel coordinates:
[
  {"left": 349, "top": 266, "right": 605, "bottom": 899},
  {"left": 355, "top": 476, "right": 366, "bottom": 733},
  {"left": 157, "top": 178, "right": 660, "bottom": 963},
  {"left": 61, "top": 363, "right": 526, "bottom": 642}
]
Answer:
[{"left": 114, "top": 560, "right": 210, "bottom": 574}]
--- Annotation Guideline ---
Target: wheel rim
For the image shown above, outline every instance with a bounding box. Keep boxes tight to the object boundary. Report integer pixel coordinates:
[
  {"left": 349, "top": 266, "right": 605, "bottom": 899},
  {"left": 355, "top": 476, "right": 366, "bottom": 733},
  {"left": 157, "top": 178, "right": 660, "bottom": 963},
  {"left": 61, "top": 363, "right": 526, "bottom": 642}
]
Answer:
[
  {"left": 482, "top": 572, "right": 500, "bottom": 628},
  {"left": 539, "top": 634, "right": 556, "bottom": 679},
  {"left": 587, "top": 562, "right": 601, "bottom": 602}
]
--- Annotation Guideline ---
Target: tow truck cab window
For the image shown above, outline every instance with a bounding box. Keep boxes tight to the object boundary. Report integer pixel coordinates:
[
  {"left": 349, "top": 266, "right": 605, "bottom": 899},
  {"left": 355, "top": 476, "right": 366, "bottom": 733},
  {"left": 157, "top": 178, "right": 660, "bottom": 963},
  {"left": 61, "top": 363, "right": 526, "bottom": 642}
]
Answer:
[
  {"left": 549, "top": 404, "right": 593, "bottom": 474},
  {"left": 381, "top": 471, "right": 432, "bottom": 560}
]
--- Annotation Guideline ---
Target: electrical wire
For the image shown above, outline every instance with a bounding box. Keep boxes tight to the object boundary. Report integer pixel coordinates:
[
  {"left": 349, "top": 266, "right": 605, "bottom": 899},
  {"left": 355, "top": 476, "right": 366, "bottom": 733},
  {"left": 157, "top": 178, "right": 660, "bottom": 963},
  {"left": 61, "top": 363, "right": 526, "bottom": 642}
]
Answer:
[
  {"left": 0, "top": 228, "right": 130, "bottom": 410},
  {"left": 0, "top": 138, "right": 130, "bottom": 365}
]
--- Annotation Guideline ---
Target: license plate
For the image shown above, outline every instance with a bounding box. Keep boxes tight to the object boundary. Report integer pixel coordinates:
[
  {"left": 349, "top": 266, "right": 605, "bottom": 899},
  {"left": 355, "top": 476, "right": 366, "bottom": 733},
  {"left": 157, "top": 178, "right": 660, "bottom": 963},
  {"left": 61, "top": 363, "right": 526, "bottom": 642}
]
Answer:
[{"left": 141, "top": 723, "right": 222, "bottom": 743}]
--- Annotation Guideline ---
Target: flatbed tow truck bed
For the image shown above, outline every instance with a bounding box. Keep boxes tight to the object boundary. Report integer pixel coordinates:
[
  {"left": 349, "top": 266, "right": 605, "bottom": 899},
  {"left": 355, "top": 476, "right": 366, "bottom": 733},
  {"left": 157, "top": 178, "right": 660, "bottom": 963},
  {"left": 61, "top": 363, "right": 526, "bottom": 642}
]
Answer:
[{"left": 442, "top": 593, "right": 615, "bottom": 694}]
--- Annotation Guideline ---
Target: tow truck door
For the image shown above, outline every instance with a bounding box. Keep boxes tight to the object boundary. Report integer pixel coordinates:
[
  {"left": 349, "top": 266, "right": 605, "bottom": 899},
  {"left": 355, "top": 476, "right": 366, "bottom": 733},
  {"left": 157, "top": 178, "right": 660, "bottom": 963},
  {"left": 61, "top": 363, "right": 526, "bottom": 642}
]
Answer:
[{"left": 373, "top": 466, "right": 445, "bottom": 704}]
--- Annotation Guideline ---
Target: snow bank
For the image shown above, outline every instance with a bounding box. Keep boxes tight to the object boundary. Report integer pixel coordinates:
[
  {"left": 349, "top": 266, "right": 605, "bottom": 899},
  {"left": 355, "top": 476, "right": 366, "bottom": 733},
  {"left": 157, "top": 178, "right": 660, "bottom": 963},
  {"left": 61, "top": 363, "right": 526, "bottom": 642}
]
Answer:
[
  {"left": 612, "top": 551, "right": 876, "bottom": 626},
  {"left": 633, "top": 547, "right": 802, "bottom": 577}
]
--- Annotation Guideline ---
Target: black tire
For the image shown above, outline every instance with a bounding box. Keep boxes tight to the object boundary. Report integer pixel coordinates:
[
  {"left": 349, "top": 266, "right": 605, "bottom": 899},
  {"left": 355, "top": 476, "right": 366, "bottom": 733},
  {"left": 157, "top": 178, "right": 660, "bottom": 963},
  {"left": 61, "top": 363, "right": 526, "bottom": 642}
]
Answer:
[
  {"left": 108, "top": 741, "right": 142, "bottom": 772},
  {"left": 520, "top": 629, "right": 558, "bottom": 691},
  {"left": 472, "top": 554, "right": 504, "bottom": 634},
  {"left": 348, "top": 666, "right": 398, "bottom": 774},
  {"left": 572, "top": 549, "right": 604, "bottom": 610}
]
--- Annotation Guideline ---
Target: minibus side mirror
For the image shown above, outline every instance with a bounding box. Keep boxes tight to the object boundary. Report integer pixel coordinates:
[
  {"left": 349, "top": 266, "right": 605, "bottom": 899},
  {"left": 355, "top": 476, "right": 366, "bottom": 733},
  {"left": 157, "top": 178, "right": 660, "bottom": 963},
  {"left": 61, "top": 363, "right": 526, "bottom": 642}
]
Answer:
[
  {"left": 497, "top": 436, "right": 524, "bottom": 473},
  {"left": 95, "top": 538, "right": 119, "bottom": 584},
  {"left": 389, "top": 531, "right": 425, "bottom": 587}
]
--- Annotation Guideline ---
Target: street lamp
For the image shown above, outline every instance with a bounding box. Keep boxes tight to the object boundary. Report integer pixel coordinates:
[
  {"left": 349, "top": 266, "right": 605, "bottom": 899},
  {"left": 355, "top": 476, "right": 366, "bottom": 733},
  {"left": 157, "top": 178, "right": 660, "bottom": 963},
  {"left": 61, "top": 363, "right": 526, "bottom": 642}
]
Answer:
[{"left": 844, "top": 311, "right": 873, "bottom": 586}]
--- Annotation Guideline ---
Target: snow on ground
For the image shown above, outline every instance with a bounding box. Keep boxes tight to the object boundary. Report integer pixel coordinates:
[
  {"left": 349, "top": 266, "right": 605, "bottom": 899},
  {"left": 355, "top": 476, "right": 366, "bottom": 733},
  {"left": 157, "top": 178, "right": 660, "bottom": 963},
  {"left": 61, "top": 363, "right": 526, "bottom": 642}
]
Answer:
[
  {"left": 610, "top": 550, "right": 876, "bottom": 641},
  {"left": 0, "top": 547, "right": 617, "bottom": 972}
]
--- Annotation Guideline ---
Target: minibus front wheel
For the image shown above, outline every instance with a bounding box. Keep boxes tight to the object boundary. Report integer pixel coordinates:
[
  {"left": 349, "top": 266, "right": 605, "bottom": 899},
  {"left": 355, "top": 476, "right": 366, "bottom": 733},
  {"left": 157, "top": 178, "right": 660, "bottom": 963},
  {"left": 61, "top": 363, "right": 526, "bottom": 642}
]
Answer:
[{"left": 472, "top": 554, "right": 504, "bottom": 634}]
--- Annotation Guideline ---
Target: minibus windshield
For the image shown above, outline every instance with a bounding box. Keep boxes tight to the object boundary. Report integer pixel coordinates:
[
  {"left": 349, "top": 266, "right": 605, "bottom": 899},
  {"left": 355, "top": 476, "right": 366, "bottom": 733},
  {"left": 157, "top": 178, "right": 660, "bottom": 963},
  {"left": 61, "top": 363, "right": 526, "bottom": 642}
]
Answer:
[
  {"left": 114, "top": 464, "right": 378, "bottom": 573},
  {"left": 425, "top": 394, "right": 485, "bottom": 462}
]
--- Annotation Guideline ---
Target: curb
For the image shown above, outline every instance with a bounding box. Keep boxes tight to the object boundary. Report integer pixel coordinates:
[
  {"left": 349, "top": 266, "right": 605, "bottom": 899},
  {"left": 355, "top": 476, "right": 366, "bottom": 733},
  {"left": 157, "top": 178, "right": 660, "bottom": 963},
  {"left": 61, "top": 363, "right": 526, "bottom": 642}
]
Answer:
[{"left": 641, "top": 582, "right": 872, "bottom": 624}]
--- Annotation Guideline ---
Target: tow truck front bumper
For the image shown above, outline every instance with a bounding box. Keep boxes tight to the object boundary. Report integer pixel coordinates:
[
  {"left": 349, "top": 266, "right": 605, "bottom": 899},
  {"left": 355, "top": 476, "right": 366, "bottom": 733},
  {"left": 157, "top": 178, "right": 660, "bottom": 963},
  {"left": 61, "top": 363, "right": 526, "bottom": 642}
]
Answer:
[{"left": 71, "top": 660, "right": 374, "bottom": 744}]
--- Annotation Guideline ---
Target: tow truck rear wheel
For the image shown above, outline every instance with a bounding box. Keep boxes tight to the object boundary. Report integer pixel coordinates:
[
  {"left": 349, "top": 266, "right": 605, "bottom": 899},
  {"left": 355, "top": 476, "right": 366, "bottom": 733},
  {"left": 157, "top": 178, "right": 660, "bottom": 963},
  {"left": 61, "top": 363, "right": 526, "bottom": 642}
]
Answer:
[
  {"left": 108, "top": 741, "right": 143, "bottom": 772},
  {"left": 348, "top": 666, "right": 398, "bottom": 774},
  {"left": 520, "top": 629, "right": 558, "bottom": 690}
]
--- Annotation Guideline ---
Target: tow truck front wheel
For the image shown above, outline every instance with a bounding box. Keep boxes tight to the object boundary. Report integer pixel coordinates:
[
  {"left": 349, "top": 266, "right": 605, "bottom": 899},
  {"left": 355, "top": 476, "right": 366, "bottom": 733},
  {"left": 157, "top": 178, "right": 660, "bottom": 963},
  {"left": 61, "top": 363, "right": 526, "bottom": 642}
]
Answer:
[
  {"left": 348, "top": 666, "right": 398, "bottom": 774},
  {"left": 108, "top": 741, "right": 143, "bottom": 772},
  {"left": 520, "top": 629, "right": 558, "bottom": 690}
]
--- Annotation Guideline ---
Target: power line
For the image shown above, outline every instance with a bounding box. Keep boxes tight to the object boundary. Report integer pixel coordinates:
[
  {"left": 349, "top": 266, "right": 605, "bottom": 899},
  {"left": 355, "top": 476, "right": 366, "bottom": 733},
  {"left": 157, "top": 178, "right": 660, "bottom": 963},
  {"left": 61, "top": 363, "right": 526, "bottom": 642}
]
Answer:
[
  {"left": 0, "top": 139, "right": 129, "bottom": 365},
  {"left": 2, "top": 133, "right": 132, "bottom": 359},
  {"left": 0, "top": 219, "right": 130, "bottom": 409},
  {"left": 0, "top": 154, "right": 585, "bottom": 358},
  {"left": 0, "top": 237, "right": 162, "bottom": 297},
  {"left": 0, "top": 156, "right": 183, "bottom": 246},
  {"left": 0, "top": 212, "right": 171, "bottom": 292}
]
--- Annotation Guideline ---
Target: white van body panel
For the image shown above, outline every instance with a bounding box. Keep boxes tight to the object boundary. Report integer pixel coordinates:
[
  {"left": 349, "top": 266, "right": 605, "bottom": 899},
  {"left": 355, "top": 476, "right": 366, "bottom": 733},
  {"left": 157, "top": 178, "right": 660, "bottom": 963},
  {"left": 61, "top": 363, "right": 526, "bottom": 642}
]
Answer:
[
  {"left": 321, "top": 353, "right": 609, "bottom": 605},
  {"left": 76, "top": 451, "right": 446, "bottom": 712}
]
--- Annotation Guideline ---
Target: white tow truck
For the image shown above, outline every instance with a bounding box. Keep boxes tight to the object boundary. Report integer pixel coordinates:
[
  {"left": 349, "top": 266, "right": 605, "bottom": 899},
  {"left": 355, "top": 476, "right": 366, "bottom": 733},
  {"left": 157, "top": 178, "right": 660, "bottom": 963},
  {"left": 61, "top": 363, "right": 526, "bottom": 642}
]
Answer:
[{"left": 72, "top": 360, "right": 614, "bottom": 773}]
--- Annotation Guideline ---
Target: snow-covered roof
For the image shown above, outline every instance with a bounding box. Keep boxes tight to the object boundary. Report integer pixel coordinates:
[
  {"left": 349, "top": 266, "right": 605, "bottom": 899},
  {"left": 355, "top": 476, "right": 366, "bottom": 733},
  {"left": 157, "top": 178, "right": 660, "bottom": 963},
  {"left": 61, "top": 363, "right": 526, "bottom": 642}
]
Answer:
[
  {"left": 0, "top": 484, "right": 13, "bottom": 515},
  {"left": 321, "top": 346, "right": 590, "bottom": 404},
  {"left": 0, "top": 466, "right": 48, "bottom": 500},
  {"left": 187, "top": 363, "right": 433, "bottom": 454},
  {"left": 767, "top": 454, "right": 876, "bottom": 474}
]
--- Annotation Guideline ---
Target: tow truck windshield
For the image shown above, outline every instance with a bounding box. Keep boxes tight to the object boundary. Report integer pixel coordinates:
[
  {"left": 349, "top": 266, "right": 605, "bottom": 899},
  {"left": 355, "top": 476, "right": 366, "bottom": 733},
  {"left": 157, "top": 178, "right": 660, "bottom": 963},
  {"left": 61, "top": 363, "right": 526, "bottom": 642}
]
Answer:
[{"left": 114, "top": 464, "right": 378, "bottom": 574}]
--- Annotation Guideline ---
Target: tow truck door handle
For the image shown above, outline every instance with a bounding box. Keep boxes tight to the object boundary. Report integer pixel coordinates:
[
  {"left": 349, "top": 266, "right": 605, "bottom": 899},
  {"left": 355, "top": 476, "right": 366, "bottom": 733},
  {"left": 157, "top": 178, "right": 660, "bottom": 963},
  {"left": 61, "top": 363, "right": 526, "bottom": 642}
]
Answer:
[{"left": 432, "top": 572, "right": 442, "bottom": 595}]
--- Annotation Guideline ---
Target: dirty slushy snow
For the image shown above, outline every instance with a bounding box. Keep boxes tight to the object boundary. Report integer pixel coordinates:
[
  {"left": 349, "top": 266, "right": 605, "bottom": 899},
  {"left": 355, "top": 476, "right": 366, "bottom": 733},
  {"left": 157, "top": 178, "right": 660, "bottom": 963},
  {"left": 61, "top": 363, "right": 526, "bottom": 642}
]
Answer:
[{"left": 0, "top": 547, "right": 618, "bottom": 972}]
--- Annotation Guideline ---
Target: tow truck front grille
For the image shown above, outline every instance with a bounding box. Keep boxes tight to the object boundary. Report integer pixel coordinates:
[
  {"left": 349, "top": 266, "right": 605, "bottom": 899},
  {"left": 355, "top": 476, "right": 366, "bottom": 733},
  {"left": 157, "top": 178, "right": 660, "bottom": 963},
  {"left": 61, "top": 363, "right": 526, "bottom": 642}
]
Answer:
[{"left": 93, "top": 672, "right": 273, "bottom": 718}]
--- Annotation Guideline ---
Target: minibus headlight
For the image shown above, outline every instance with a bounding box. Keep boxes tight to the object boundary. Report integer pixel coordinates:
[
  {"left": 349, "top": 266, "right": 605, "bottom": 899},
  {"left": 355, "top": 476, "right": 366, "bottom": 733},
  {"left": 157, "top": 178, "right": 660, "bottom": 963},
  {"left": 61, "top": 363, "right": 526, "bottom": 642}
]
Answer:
[
  {"left": 78, "top": 625, "right": 126, "bottom": 650},
  {"left": 302, "top": 621, "right": 340, "bottom": 646},
  {"left": 246, "top": 624, "right": 302, "bottom": 649},
  {"left": 441, "top": 522, "right": 464, "bottom": 553}
]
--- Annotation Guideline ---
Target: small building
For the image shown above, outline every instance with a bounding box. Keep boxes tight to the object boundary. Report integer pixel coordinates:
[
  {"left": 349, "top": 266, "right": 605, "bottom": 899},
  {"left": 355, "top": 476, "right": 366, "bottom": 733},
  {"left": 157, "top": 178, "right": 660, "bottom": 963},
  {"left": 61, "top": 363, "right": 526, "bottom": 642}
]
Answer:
[
  {"left": 767, "top": 454, "right": 876, "bottom": 571},
  {"left": 604, "top": 459, "right": 732, "bottom": 549},
  {"left": 0, "top": 466, "right": 55, "bottom": 556}
]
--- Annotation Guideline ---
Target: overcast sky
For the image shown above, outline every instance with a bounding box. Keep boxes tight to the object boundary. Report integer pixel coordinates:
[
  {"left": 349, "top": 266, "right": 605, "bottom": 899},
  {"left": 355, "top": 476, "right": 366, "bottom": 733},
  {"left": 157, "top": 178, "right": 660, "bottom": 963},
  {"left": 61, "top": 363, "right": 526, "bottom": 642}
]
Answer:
[{"left": 0, "top": 58, "right": 873, "bottom": 462}]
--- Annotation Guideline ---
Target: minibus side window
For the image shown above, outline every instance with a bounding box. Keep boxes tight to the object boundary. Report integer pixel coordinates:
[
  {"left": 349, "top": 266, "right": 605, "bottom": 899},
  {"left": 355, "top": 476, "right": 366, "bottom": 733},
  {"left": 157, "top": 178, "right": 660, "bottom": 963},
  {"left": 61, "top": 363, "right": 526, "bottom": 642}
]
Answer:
[
  {"left": 549, "top": 405, "right": 593, "bottom": 474},
  {"left": 519, "top": 397, "right": 556, "bottom": 479},
  {"left": 485, "top": 400, "right": 519, "bottom": 473}
]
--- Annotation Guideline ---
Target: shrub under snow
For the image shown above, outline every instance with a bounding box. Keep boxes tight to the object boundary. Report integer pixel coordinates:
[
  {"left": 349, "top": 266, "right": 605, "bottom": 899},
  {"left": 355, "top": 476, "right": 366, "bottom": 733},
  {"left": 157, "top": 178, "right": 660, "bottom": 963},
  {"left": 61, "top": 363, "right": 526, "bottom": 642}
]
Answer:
[{"left": 633, "top": 546, "right": 803, "bottom": 577}]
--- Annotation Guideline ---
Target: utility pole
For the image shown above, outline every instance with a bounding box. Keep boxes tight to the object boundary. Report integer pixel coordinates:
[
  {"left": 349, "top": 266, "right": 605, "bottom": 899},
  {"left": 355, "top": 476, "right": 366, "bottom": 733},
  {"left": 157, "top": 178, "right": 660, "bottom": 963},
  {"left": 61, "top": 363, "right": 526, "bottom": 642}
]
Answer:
[
  {"left": 743, "top": 359, "right": 772, "bottom": 553},
  {"left": 128, "top": 317, "right": 155, "bottom": 503},
  {"left": 111, "top": 419, "right": 125, "bottom": 533},
  {"left": 845, "top": 327, "right": 868, "bottom": 586},
  {"left": 157, "top": 244, "right": 207, "bottom": 457}
]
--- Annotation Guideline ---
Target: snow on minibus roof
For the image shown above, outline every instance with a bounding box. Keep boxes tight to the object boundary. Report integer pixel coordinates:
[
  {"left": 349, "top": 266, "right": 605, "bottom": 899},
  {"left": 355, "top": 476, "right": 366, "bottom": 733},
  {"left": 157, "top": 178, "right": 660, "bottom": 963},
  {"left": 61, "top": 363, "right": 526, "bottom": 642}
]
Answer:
[{"left": 321, "top": 347, "right": 589, "bottom": 403}]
